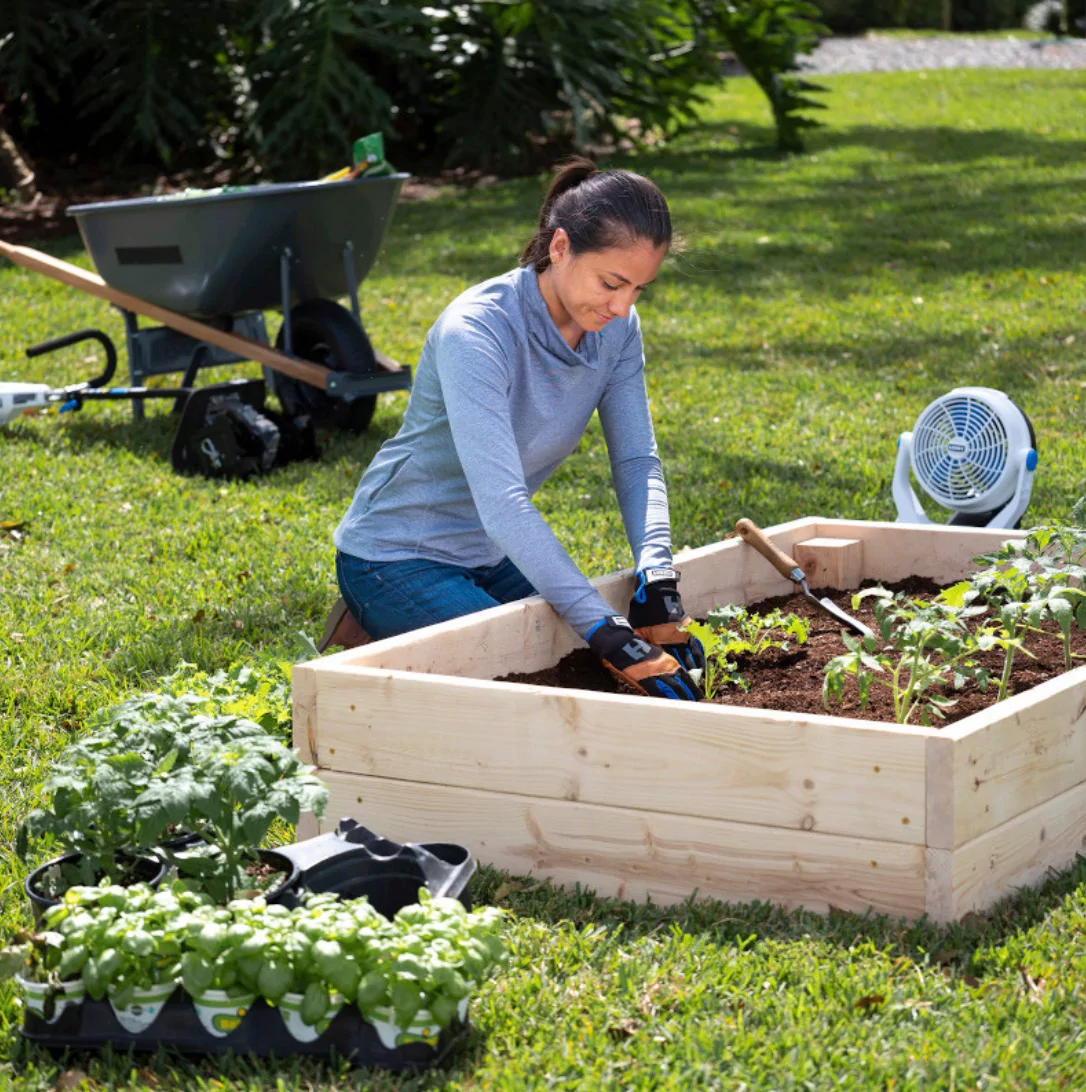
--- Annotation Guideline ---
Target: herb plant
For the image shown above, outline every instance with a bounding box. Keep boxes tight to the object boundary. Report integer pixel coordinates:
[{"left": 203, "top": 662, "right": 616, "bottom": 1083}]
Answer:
[
  {"left": 685, "top": 607, "right": 809, "bottom": 699},
  {"left": 2, "top": 882, "right": 508, "bottom": 1035}
]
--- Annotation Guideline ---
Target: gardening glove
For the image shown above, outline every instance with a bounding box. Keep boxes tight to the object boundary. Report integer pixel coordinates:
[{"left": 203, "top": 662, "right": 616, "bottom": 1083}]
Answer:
[
  {"left": 627, "top": 566, "right": 706, "bottom": 675},
  {"left": 587, "top": 616, "right": 704, "bottom": 701}
]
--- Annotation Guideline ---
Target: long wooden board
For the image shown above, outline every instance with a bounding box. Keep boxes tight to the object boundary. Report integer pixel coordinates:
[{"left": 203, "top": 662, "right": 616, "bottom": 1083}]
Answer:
[
  {"left": 306, "top": 664, "right": 929, "bottom": 844},
  {"left": 0, "top": 239, "right": 405, "bottom": 388},
  {"left": 812, "top": 520, "right": 1022, "bottom": 584},
  {"left": 314, "top": 769, "right": 929, "bottom": 918}
]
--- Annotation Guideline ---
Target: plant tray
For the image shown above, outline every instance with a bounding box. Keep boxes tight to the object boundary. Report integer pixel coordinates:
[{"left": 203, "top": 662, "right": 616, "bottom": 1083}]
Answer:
[
  {"left": 21, "top": 991, "right": 465, "bottom": 1066},
  {"left": 295, "top": 519, "right": 1086, "bottom": 923},
  {"left": 19, "top": 821, "right": 477, "bottom": 1065}
]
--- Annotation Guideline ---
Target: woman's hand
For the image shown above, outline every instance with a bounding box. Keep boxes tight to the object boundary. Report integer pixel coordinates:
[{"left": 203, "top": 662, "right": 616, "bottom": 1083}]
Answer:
[
  {"left": 587, "top": 616, "right": 703, "bottom": 701},
  {"left": 626, "top": 567, "right": 705, "bottom": 674}
]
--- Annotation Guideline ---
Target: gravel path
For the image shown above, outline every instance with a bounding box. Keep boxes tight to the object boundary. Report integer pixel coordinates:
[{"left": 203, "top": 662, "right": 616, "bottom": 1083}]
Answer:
[{"left": 797, "top": 34, "right": 1086, "bottom": 73}]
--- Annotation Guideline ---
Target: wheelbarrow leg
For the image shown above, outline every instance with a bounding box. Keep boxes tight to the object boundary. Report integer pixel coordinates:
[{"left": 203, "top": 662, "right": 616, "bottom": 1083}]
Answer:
[
  {"left": 173, "top": 344, "right": 211, "bottom": 415},
  {"left": 279, "top": 248, "right": 294, "bottom": 355},
  {"left": 121, "top": 309, "right": 146, "bottom": 421},
  {"left": 342, "top": 240, "right": 362, "bottom": 325}
]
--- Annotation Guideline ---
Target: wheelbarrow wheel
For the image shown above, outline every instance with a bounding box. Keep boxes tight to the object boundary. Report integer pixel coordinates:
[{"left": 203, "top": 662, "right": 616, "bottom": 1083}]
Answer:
[{"left": 269, "top": 299, "right": 378, "bottom": 433}]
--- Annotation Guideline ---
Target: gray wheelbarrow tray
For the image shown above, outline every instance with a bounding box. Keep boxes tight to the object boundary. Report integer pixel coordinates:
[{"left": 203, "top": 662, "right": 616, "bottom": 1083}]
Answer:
[{"left": 68, "top": 174, "right": 409, "bottom": 318}]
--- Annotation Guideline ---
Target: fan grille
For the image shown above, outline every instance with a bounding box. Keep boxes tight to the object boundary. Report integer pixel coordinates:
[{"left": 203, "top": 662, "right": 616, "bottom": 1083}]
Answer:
[{"left": 913, "top": 394, "right": 1009, "bottom": 506}]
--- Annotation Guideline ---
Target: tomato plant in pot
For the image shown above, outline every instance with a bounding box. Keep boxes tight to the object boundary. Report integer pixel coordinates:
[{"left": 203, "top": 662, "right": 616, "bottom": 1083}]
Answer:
[
  {"left": 15, "top": 699, "right": 185, "bottom": 918},
  {"left": 18, "top": 693, "right": 328, "bottom": 913}
]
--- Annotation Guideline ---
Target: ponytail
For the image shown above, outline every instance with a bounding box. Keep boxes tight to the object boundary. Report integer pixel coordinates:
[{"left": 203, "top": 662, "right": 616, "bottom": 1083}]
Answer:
[{"left": 519, "top": 156, "right": 672, "bottom": 273}]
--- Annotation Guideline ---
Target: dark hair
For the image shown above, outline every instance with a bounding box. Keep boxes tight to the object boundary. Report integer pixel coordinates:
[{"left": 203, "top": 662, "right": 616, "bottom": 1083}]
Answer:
[{"left": 519, "top": 156, "right": 672, "bottom": 273}]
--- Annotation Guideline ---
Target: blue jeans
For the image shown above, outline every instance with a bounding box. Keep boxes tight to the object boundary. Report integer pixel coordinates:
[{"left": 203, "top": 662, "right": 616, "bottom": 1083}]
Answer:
[{"left": 336, "top": 551, "right": 539, "bottom": 641}]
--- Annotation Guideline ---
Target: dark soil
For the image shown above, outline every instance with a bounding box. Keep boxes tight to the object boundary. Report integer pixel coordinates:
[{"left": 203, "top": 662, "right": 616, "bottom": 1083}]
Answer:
[{"left": 497, "top": 578, "right": 1086, "bottom": 727}]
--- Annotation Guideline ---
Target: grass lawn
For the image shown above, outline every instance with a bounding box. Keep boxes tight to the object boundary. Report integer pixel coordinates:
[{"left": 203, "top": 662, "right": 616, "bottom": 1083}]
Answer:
[{"left": 1, "top": 67, "right": 1085, "bottom": 1089}]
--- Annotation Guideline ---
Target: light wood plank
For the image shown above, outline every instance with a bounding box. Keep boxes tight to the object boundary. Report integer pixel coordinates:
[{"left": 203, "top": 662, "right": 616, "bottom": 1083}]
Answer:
[
  {"left": 925, "top": 734, "right": 956, "bottom": 851},
  {"left": 947, "top": 778, "right": 1086, "bottom": 918},
  {"left": 292, "top": 663, "right": 319, "bottom": 765},
  {"left": 812, "top": 520, "right": 1023, "bottom": 584},
  {"left": 939, "top": 669, "right": 1086, "bottom": 846},
  {"left": 924, "top": 847, "right": 954, "bottom": 923},
  {"left": 315, "top": 769, "right": 928, "bottom": 918},
  {"left": 309, "top": 666, "right": 929, "bottom": 844}
]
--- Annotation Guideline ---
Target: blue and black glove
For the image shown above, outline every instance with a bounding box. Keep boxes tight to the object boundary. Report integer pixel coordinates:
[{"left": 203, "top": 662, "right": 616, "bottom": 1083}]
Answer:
[
  {"left": 587, "top": 616, "right": 703, "bottom": 701},
  {"left": 626, "top": 566, "right": 705, "bottom": 675}
]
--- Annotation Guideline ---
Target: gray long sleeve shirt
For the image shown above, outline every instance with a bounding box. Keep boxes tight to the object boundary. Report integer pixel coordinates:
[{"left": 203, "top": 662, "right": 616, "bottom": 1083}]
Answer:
[{"left": 334, "top": 263, "right": 673, "bottom": 637}]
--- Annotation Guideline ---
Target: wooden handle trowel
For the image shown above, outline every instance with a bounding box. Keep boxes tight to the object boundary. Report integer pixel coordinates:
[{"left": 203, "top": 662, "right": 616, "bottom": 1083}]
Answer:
[{"left": 735, "top": 518, "right": 873, "bottom": 638}]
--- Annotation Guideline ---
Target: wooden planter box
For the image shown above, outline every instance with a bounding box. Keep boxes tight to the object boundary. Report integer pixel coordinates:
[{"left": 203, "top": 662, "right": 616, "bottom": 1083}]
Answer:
[{"left": 294, "top": 519, "right": 1086, "bottom": 922}]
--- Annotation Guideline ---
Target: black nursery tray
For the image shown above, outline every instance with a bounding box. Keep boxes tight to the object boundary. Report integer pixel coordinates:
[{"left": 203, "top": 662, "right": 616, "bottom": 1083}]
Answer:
[
  {"left": 21, "top": 819, "right": 477, "bottom": 1068},
  {"left": 23, "top": 992, "right": 466, "bottom": 1067}
]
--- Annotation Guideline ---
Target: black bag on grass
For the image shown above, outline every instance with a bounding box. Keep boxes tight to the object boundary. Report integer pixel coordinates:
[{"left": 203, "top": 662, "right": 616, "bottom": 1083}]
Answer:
[{"left": 171, "top": 379, "right": 319, "bottom": 480}]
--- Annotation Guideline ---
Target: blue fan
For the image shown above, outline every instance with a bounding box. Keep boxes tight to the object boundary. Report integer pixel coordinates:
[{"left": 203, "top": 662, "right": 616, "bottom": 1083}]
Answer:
[{"left": 892, "top": 387, "right": 1038, "bottom": 528}]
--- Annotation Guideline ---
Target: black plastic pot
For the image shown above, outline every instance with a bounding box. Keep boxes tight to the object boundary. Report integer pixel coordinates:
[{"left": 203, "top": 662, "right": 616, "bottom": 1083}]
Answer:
[
  {"left": 159, "top": 842, "right": 302, "bottom": 905},
  {"left": 258, "top": 848, "right": 302, "bottom": 905},
  {"left": 25, "top": 851, "right": 168, "bottom": 925}
]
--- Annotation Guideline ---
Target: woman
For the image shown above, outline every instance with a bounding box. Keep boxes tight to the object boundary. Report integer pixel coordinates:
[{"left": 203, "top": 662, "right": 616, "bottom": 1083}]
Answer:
[{"left": 329, "top": 157, "right": 704, "bottom": 701}]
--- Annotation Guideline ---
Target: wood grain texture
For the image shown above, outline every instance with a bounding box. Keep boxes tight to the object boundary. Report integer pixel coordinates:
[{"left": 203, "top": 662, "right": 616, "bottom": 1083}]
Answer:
[
  {"left": 291, "top": 663, "right": 319, "bottom": 765},
  {"left": 946, "top": 778, "right": 1086, "bottom": 917},
  {"left": 939, "top": 669, "right": 1086, "bottom": 846},
  {"left": 793, "top": 537, "right": 864, "bottom": 591},
  {"left": 315, "top": 769, "right": 929, "bottom": 918},
  {"left": 810, "top": 520, "right": 1022, "bottom": 583},
  {"left": 309, "top": 666, "right": 929, "bottom": 843}
]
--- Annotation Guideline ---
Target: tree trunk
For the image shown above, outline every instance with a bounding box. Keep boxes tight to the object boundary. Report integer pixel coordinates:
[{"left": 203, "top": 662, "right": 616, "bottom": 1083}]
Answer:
[
  {"left": 0, "top": 124, "right": 41, "bottom": 204},
  {"left": 942, "top": 1, "right": 952, "bottom": 32}
]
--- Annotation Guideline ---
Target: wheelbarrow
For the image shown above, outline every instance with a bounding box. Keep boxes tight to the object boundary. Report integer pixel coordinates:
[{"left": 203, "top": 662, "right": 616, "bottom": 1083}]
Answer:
[{"left": 0, "top": 173, "right": 412, "bottom": 441}]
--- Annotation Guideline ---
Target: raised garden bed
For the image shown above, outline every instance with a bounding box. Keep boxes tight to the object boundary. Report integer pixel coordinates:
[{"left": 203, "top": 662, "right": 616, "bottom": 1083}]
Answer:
[{"left": 294, "top": 519, "right": 1086, "bottom": 923}]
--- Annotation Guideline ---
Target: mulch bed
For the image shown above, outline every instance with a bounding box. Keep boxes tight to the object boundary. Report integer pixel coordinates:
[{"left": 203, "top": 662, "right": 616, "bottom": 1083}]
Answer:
[{"left": 498, "top": 578, "right": 1086, "bottom": 727}]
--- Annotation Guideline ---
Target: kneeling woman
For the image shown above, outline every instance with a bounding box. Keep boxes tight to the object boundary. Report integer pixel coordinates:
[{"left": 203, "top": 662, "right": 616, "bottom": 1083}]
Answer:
[{"left": 333, "top": 157, "right": 704, "bottom": 701}]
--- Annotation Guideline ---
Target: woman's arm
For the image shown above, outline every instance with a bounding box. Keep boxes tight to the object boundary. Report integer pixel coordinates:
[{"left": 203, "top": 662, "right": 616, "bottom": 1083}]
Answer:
[{"left": 596, "top": 308, "right": 673, "bottom": 571}]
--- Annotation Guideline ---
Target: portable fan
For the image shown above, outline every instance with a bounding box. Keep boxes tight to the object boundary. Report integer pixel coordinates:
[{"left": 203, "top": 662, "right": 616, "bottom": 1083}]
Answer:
[{"left": 892, "top": 387, "right": 1038, "bottom": 528}]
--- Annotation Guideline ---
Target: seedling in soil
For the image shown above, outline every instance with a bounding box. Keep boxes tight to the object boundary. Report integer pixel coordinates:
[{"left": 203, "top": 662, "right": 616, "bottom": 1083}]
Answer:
[
  {"left": 684, "top": 607, "right": 809, "bottom": 700},
  {"left": 822, "top": 588, "right": 990, "bottom": 726}
]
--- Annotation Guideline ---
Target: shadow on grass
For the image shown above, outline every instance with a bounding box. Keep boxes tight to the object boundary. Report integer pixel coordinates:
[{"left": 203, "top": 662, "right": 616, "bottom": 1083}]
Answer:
[
  {"left": 10, "top": 404, "right": 402, "bottom": 478},
  {"left": 473, "top": 853, "right": 1086, "bottom": 978}
]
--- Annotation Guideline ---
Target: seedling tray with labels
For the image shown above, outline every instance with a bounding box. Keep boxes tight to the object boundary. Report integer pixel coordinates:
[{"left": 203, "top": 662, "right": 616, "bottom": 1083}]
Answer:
[
  {"left": 20, "top": 821, "right": 477, "bottom": 1067},
  {"left": 21, "top": 993, "right": 465, "bottom": 1066},
  {"left": 295, "top": 519, "right": 1086, "bottom": 923}
]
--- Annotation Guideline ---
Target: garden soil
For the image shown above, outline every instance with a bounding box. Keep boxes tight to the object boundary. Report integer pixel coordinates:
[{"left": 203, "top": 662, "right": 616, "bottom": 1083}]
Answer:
[{"left": 497, "top": 578, "right": 1086, "bottom": 727}]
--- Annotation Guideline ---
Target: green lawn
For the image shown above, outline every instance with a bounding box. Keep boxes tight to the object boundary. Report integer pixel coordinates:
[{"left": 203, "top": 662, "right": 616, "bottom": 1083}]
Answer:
[{"left": 1, "top": 67, "right": 1085, "bottom": 1089}]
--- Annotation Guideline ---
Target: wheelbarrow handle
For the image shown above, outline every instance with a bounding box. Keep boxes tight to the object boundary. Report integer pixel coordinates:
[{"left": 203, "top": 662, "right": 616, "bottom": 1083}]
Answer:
[{"left": 735, "top": 518, "right": 804, "bottom": 584}]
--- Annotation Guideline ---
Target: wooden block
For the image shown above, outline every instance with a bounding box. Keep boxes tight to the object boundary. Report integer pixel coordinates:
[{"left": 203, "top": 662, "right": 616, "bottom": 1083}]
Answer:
[
  {"left": 315, "top": 769, "right": 929, "bottom": 919},
  {"left": 793, "top": 537, "right": 864, "bottom": 591},
  {"left": 309, "top": 665, "right": 929, "bottom": 843},
  {"left": 946, "top": 778, "right": 1086, "bottom": 918}
]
